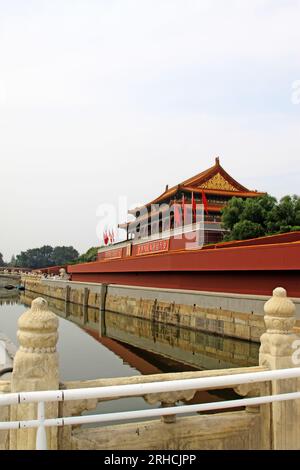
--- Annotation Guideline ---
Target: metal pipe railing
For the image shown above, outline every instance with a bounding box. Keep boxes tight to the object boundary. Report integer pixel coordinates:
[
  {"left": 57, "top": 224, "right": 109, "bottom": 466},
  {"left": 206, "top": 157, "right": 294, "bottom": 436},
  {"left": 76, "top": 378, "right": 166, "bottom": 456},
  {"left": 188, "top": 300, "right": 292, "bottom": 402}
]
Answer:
[{"left": 1, "top": 366, "right": 300, "bottom": 407}]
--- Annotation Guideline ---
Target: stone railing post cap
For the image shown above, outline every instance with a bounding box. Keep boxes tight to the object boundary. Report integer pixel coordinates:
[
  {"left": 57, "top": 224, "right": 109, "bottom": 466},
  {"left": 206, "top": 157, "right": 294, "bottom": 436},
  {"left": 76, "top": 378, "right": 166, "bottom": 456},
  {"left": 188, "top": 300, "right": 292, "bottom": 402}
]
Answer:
[
  {"left": 18, "top": 296, "right": 58, "bottom": 332},
  {"left": 264, "top": 286, "right": 295, "bottom": 318},
  {"left": 273, "top": 287, "right": 287, "bottom": 297},
  {"left": 31, "top": 297, "right": 48, "bottom": 310},
  {"left": 17, "top": 297, "right": 58, "bottom": 350}
]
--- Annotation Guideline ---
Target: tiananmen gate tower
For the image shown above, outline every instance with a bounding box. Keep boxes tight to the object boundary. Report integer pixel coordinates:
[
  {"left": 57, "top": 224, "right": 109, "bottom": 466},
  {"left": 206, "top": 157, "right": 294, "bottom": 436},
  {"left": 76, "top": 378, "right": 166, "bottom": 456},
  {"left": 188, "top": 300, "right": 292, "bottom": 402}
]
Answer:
[{"left": 119, "top": 157, "right": 265, "bottom": 244}]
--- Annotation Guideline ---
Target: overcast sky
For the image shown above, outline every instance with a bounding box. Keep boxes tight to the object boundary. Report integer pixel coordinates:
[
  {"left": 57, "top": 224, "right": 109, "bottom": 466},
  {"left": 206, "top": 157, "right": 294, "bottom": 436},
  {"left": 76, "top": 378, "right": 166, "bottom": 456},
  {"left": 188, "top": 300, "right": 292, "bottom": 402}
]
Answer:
[{"left": 0, "top": 0, "right": 300, "bottom": 260}]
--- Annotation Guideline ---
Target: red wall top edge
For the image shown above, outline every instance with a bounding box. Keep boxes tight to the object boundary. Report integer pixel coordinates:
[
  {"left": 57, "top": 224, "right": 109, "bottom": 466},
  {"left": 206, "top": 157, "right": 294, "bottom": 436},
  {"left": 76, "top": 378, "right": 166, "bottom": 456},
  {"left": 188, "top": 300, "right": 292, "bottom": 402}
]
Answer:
[{"left": 211, "top": 231, "right": 300, "bottom": 249}]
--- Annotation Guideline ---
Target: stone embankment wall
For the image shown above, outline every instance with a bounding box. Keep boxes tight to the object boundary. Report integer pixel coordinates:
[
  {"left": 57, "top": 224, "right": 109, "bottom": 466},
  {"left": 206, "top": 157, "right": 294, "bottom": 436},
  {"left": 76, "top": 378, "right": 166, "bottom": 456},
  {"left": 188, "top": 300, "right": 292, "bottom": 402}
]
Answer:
[{"left": 21, "top": 275, "right": 300, "bottom": 343}]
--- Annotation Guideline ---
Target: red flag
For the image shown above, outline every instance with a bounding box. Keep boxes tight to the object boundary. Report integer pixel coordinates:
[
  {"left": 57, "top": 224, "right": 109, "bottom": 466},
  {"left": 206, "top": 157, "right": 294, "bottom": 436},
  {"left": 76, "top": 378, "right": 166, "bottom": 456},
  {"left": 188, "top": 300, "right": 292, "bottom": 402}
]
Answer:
[
  {"left": 173, "top": 202, "right": 182, "bottom": 227},
  {"left": 182, "top": 194, "right": 186, "bottom": 223},
  {"left": 191, "top": 192, "right": 197, "bottom": 221},
  {"left": 103, "top": 230, "right": 109, "bottom": 245},
  {"left": 202, "top": 190, "right": 209, "bottom": 215}
]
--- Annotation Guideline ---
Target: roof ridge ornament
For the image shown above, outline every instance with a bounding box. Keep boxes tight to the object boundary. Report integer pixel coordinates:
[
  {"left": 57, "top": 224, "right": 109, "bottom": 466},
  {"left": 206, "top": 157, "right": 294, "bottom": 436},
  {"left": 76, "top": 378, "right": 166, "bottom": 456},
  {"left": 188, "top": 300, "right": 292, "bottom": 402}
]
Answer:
[{"left": 215, "top": 156, "right": 220, "bottom": 165}]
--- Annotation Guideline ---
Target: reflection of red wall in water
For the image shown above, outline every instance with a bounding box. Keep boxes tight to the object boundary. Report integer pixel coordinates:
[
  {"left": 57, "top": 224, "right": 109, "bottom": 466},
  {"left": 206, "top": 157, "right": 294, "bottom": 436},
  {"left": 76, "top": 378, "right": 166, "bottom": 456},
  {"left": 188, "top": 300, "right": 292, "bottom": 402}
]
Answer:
[
  {"left": 83, "top": 327, "right": 237, "bottom": 406},
  {"left": 84, "top": 327, "right": 161, "bottom": 375}
]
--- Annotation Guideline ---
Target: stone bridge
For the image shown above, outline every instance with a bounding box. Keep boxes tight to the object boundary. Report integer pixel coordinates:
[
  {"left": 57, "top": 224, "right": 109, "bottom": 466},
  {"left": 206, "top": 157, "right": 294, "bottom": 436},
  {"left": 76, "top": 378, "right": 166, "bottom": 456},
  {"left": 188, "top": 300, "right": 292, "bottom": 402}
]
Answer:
[
  {"left": 0, "top": 274, "right": 21, "bottom": 288},
  {"left": 0, "top": 273, "right": 21, "bottom": 289}
]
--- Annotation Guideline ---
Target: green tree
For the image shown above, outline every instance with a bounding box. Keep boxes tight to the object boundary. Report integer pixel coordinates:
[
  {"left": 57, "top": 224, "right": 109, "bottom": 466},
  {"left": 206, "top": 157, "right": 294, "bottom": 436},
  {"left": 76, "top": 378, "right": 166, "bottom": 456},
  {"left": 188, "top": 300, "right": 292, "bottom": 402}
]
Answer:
[
  {"left": 267, "top": 195, "right": 300, "bottom": 233},
  {"left": 0, "top": 253, "right": 5, "bottom": 267},
  {"left": 230, "top": 220, "right": 265, "bottom": 241},
  {"left": 16, "top": 245, "right": 54, "bottom": 269},
  {"left": 15, "top": 245, "right": 79, "bottom": 269},
  {"left": 52, "top": 246, "right": 79, "bottom": 265},
  {"left": 221, "top": 197, "right": 245, "bottom": 231},
  {"left": 222, "top": 194, "right": 300, "bottom": 241},
  {"left": 74, "top": 247, "right": 99, "bottom": 264},
  {"left": 9, "top": 255, "right": 16, "bottom": 267},
  {"left": 242, "top": 195, "right": 277, "bottom": 230}
]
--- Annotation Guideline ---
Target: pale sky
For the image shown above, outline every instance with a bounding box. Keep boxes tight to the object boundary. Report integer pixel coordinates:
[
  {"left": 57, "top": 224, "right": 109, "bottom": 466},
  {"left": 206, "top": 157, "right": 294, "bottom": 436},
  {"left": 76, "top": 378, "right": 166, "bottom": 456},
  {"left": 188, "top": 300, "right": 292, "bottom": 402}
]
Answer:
[{"left": 0, "top": 0, "right": 300, "bottom": 261}]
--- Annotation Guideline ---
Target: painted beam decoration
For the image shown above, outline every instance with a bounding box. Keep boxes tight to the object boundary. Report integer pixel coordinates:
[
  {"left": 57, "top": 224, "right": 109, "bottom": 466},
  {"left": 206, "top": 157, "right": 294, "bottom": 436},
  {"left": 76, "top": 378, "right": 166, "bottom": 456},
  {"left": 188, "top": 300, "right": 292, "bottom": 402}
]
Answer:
[{"left": 136, "top": 239, "right": 170, "bottom": 256}]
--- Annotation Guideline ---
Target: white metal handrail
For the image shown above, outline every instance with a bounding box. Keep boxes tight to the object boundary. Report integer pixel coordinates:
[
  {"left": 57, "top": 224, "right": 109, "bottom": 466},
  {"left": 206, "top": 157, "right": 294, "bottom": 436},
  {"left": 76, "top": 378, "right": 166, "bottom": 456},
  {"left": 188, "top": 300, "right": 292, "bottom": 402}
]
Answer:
[{"left": 1, "top": 367, "right": 300, "bottom": 450}]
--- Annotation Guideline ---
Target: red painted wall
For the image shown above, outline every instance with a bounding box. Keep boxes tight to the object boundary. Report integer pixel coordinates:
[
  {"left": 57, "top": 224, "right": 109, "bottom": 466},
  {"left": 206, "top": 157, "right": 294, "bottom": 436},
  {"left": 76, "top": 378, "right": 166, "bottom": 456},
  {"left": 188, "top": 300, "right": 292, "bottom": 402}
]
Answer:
[
  {"left": 70, "top": 242, "right": 300, "bottom": 273},
  {"left": 34, "top": 265, "right": 67, "bottom": 275},
  {"left": 70, "top": 270, "right": 299, "bottom": 297},
  {"left": 69, "top": 235, "right": 300, "bottom": 298}
]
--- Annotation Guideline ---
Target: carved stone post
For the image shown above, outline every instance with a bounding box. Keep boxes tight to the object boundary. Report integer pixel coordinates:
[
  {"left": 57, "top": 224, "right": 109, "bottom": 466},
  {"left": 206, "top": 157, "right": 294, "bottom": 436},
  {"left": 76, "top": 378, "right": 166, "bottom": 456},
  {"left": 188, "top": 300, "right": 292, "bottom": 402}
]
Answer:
[
  {"left": 10, "top": 298, "right": 59, "bottom": 450},
  {"left": 144, "top": 390, "right": 196, "bottom": 424},
  {"left": 59, "top": 268, "right": 70, "bottom": 280},
  {"left": 259, "top": 287, "right": 300, "bottom": 449}
]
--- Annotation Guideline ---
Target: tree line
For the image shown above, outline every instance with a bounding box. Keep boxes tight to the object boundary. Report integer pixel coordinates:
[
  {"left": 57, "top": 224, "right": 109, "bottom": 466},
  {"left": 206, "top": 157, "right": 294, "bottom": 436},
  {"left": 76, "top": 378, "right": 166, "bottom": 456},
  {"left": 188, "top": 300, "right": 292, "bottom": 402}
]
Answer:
[{"left": 0, "top": 245, "right": 100, "bottom": 269}]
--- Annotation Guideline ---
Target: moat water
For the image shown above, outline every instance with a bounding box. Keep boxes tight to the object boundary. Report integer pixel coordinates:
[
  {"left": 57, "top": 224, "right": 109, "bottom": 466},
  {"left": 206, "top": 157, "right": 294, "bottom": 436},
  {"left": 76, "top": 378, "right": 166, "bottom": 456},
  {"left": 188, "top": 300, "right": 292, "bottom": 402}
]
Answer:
[{"left": 0, "top": 290, "right": 259, "bottom": 418}]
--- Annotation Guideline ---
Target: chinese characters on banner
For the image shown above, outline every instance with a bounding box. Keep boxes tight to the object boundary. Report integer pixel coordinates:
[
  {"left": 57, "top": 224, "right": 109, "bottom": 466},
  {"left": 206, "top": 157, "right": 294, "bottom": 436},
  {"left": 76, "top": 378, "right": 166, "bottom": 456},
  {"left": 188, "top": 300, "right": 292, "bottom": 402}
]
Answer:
[
  {"left": 103, "top": 248, "right": 123, "bottom": 260},
  {"left": 136, "top": 239, "right": 170, "bottom": 256}
]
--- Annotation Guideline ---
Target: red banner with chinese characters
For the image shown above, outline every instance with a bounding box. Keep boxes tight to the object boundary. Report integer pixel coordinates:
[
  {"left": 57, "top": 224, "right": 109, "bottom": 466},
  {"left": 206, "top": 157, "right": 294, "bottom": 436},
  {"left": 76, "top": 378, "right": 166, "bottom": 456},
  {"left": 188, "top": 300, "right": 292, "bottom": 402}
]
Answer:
[
  {"left": 136, "top": 239, "right": 170, "bottom": 256},
  {"left": 103, "top": 248, "right": 123, "bottom": 260}
]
